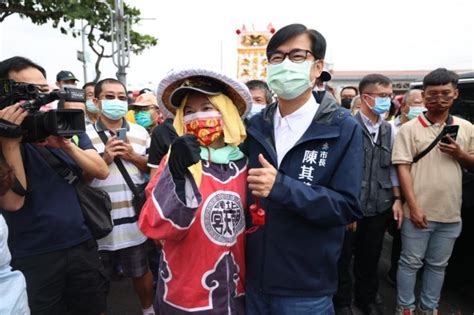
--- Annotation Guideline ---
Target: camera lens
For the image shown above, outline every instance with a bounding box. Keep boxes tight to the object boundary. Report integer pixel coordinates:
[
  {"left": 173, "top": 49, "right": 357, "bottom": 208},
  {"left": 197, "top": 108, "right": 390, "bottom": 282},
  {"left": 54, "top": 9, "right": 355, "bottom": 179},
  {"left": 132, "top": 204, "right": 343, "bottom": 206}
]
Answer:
[{"left": 55, "top": 115, "right": 70, "bottom": 131}]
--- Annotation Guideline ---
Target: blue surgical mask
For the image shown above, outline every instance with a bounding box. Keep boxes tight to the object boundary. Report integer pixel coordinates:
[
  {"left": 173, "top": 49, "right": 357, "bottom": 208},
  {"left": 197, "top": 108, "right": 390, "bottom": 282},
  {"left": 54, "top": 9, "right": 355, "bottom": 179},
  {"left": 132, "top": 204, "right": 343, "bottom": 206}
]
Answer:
[
  {"left": 135, "top": 111, "right": 153, "bottom": 128},
  {"left": 86, "top": 100, "right": 100, "bottom": 113},
  {"left": 407, "top": 106, "right": 427, "bottom": 120},
  {"left": 247, "top": 103, "right": 266, "bottom": 118},
  {"left": 267, "top": 59, "right": 315, "bottom": 100},
  {"left": 371, "top": 97, "right": 391, "bottom": 115},
  {"left": 101, "top": 99, "right": 128, "bottom": 120}
]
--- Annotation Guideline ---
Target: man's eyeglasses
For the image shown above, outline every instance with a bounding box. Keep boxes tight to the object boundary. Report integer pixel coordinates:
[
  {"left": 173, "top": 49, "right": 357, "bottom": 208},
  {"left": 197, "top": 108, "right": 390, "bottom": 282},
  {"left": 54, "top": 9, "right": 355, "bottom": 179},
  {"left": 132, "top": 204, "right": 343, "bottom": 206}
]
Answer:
[
  {"left": 267, "top": 49, "right": 314, "bottom": 65},
  {"left": 424, "top": 92, "right": 454, "bottom": 102},
  {"left": 101, "top": 94, "right": 128, "bottom": 101}
]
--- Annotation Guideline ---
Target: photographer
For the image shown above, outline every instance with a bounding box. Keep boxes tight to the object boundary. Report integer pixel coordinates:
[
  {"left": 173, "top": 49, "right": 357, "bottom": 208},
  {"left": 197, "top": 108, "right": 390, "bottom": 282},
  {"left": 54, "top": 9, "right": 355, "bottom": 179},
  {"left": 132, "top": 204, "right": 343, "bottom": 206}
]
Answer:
[{"left": 0, "top": 56, "right": 109, "bottom": 314}]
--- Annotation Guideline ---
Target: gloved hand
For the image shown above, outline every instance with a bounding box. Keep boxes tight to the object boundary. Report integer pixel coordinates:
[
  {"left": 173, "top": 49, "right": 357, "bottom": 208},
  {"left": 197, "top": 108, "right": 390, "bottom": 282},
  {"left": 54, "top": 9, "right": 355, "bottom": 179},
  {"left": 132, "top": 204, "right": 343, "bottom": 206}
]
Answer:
[{"left": 168, "top": 134, "right": 201, "bottom": 179}]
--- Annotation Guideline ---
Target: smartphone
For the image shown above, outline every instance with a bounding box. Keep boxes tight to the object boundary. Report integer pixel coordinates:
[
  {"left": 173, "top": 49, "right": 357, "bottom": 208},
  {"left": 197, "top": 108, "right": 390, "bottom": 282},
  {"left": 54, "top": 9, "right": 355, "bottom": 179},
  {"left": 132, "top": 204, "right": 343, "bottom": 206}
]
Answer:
[
  {"left": 441, "top": 125, "right": 459, "bottom": 144},
  {"left": 116, "top": 128, "right": 127, "bottom": 141}
]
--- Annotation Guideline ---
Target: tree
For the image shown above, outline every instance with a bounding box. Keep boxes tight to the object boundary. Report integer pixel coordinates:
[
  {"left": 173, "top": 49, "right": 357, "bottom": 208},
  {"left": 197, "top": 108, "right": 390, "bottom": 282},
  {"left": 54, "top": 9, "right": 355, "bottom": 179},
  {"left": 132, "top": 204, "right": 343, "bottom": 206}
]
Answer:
[{"left": 0, "top": 0, "right": 158, "bottom": 82}]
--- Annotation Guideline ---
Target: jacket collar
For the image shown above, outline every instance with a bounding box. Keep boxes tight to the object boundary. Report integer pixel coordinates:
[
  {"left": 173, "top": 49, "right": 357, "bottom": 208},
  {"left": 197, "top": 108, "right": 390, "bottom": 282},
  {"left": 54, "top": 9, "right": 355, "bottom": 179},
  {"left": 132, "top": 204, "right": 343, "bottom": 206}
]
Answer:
[
  {"left": 261, "top": 91, "right": 342, "bottom": 126},
  {"left": 354, "top": 111, "right": 391, "bottom": 146},
  {"left": 247, "top": 92, "right": 343, "bottom": 165}
]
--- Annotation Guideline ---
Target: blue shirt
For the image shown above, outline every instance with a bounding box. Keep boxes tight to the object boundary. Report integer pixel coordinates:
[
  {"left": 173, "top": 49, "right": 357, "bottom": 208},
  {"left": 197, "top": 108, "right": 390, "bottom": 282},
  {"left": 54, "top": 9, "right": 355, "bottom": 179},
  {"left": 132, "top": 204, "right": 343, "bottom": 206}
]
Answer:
[
  {"left": 0, "top": 214, "right": 29, "bottom": 314},
  {"left": 2, "top": 134, "right": 94, "bottom": 258}
]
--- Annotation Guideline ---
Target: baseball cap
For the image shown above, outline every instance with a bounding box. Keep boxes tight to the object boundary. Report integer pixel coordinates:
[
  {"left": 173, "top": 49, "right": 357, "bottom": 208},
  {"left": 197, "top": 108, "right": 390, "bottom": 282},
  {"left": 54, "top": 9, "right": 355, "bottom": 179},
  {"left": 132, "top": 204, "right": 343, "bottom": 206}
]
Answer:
[
  {"left": 320, "top": 70, "right": 331, "bottom": 82},
  {"left": 131, "top": 93, "right": 158, "bottom": 107},
  {"left": 56, "top": 70, "right": 78, "bottom": 82}
]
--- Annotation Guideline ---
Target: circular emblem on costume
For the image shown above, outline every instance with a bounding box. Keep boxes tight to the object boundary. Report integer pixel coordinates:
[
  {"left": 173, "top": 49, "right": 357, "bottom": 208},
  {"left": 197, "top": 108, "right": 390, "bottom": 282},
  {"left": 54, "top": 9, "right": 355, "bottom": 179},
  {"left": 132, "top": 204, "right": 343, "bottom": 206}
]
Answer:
[{"left": 201, "top": 191, "right": 245, "bottom": 245}]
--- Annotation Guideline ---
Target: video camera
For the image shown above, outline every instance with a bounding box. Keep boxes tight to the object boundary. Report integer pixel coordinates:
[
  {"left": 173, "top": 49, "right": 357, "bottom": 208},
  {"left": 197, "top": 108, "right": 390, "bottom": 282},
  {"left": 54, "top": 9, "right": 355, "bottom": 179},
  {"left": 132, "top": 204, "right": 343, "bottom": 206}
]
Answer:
[{"left": 0, "top": 80, "right": 86, "bottom": 142}]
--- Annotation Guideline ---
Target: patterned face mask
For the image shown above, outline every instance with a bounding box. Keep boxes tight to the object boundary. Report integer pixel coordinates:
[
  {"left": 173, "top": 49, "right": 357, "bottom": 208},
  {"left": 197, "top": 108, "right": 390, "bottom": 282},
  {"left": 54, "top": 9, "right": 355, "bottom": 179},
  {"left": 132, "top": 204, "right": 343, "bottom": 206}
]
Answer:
[{"left": 183, "top": 111, "right": 223, "bottom": 146}]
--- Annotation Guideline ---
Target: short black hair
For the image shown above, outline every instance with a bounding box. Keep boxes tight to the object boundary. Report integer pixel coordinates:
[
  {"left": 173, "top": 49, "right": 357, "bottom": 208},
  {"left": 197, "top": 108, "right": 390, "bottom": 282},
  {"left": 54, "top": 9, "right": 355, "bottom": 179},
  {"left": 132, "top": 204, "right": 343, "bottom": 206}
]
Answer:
[
  {"left": 0, "top": 56, "right": 47, "bottom": 80},
  {"left": 340, "top": 86, "right": 358, "bottom": 97},
  {"left": 359, "top": 74, "right": 392, "bottom": 94},
  {"left": 246, "top": 79, "right": 273, "bottom": 104},
  {"left": 267, "top": 24, "right": 326, "bottom": 60},
  {"left": 82, "top": 82, "right": 96, "bottom": 90},
  {"left": 423, "top": 68, "right": 458, "bottom": 89},
  {"left": 94, "top": 78, "right": 127, "bottom": 98}
]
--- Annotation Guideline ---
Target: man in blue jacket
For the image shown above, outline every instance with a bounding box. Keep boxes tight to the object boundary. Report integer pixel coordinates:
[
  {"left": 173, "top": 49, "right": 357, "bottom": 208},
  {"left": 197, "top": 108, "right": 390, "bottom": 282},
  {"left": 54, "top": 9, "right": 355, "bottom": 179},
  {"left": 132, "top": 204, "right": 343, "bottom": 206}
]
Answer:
[{"left": 244, "top": 23, "right": 364, "bottom": 314}]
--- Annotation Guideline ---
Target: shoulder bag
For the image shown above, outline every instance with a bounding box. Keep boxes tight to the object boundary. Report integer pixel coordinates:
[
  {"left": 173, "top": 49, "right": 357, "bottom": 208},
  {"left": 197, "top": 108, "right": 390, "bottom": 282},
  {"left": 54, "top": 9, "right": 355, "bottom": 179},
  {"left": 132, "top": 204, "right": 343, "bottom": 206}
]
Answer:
[{"left": 36, "top": 146, "right": 113, "bottom": 239}]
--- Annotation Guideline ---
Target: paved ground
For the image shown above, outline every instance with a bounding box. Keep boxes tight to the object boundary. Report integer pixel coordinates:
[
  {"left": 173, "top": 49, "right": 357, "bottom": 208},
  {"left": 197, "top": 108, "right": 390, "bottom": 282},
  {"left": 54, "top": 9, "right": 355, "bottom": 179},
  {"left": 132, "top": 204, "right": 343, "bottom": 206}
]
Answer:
[{"left": 107, "top": 234, "right": 474, "bottom": 314}]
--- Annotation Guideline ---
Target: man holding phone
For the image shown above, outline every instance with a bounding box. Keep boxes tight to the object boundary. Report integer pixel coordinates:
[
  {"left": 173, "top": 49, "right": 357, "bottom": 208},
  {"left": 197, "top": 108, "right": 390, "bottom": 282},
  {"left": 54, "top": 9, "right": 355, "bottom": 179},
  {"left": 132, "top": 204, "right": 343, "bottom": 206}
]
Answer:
[
  {"left": 86, "top": 78, "right": 155, "bottom": 315},
  {"left": 392, "top": 68, "right": 474, "bottom": 315}
]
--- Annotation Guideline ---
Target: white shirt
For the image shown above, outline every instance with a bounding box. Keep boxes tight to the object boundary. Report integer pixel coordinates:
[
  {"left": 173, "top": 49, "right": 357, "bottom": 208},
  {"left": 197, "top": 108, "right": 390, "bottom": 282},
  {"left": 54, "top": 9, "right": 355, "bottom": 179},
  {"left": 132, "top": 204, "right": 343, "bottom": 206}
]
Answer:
[
  {"left": 359, "top": 111, "right": 384, "bottom": 143},
  {"left": 389, "top": 116, "right": 402, "bottom": 136},
  {"left": 274, "top": 96, "right": 319, "bottom": 167}
]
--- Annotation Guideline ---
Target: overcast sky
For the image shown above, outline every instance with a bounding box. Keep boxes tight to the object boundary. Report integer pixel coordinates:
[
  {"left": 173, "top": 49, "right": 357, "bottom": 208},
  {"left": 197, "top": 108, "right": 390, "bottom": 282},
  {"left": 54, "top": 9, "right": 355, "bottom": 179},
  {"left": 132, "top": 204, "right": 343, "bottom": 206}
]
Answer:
[{"left": 1, "top": 0, "right": 473, "bottom": 89}]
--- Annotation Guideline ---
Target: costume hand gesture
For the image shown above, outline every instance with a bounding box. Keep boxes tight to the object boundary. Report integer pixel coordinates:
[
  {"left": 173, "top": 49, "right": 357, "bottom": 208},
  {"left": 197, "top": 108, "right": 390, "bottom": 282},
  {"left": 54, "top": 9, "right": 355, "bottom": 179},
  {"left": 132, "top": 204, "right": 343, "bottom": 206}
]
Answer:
[{"left": 168, "top": 135, "right": 201, "bottom": 179}]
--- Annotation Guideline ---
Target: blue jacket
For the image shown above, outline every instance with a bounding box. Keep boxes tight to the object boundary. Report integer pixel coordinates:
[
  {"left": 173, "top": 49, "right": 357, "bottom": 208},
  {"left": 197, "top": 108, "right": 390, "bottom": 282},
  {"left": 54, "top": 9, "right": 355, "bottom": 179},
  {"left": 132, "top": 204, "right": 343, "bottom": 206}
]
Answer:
[{"left": 244, "top": 92, "right": 364, "bottom": 297}]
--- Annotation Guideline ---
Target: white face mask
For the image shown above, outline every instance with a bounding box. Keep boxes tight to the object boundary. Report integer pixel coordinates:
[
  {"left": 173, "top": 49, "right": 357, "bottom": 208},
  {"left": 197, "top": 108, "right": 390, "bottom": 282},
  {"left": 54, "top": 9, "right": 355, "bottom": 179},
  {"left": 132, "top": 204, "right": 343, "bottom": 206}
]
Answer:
[
  {"left": 247, "top": 104, "right": 266, "bottom": 118},
  {"left": 267, "top": 59, "right": 315, "bottom": 100}
]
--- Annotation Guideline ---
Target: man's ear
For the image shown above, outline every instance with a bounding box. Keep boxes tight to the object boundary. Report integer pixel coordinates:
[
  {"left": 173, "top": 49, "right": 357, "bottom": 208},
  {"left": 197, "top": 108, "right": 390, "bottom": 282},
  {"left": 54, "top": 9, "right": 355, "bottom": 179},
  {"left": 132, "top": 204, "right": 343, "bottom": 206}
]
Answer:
[
  {"left": 453, "top": 88, "right": 459, "bottom": 100},
  {"left": 93, "top": 97, "right": 102, "bottom": 110},
  {"left": 315, "top": 59, "right": 324, "bottom": 76}
]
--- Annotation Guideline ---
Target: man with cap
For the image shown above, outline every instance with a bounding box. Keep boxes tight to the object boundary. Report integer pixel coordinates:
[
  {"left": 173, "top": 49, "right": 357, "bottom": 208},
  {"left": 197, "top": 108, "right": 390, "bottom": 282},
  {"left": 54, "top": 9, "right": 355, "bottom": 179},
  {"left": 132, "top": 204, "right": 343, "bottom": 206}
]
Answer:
[
  {"left": 139, "top": 68, "right": 251, "bottom": 314},
  {"left": 314, "top": 68, "right": 332, "bottom": 102},
  {"left": 56, "top": 70, "right": 79, "bottom": 89},
  {"left": 244, "top": 23, "right": 363, "bottom": 314},
  {"left": 130, "top": 93, "right": 163, "bottom": 134}
]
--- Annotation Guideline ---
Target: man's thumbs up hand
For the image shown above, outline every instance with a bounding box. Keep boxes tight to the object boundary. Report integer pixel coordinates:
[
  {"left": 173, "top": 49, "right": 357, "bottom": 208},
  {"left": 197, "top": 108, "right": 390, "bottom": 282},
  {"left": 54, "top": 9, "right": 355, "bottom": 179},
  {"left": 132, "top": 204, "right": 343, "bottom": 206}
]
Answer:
[{"left": 248, "top": 154, "right": 277, "bottom": 198}]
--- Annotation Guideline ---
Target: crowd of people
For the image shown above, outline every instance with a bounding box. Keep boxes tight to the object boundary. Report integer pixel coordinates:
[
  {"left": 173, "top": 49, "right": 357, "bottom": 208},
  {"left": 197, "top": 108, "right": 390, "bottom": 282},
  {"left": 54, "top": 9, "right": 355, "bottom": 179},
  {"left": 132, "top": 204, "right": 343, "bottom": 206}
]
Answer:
[{"left": 0, "top": 23, "right": 473, "bottom": 315}]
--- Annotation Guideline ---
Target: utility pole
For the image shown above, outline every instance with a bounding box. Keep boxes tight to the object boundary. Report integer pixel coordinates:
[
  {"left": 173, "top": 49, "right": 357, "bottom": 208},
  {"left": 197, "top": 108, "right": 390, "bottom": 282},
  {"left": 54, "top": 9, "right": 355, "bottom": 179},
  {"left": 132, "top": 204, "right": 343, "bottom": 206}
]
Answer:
[
  {"left": 111, "top": 0, "right": 130, "bottom": 85},
  {"left": 80, "top": 20, "right": 88, "bottom": 83},
  {"left": 98, "top": 0, "right": 130, "bottom": 85}
]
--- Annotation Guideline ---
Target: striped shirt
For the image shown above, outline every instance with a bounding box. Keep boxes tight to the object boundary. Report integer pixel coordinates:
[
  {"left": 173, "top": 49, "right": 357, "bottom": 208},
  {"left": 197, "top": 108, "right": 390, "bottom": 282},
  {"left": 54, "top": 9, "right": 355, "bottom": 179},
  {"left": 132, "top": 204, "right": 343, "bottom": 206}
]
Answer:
[{"left": 86, "top": 119, "right": 150, "bottom": 251}]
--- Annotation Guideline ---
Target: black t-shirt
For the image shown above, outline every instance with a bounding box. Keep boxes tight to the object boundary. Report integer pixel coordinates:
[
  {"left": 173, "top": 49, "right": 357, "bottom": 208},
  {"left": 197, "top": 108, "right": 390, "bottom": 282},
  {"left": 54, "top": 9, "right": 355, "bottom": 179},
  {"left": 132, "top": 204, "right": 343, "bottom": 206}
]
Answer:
[
  {"left": 147, "top": 119, "right": 177, "bottom": 168},
  {"left": 2, "top": 133, "right": 94, "bottom": 258}
]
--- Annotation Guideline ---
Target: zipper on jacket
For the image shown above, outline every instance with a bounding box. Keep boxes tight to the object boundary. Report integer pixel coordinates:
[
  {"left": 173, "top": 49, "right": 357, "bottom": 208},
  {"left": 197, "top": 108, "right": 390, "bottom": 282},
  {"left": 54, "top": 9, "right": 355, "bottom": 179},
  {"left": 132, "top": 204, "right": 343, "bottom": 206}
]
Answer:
[{"left": 366, "top": 142, "right": 374, "bottom": 210}]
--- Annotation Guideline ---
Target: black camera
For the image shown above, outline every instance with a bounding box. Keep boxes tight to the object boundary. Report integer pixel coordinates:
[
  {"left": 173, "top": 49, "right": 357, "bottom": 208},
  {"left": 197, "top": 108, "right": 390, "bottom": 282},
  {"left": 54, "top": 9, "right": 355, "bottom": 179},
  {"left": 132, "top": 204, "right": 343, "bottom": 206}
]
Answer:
[{"left": 0, "top": 80, "right": 86, "bottom": 142}]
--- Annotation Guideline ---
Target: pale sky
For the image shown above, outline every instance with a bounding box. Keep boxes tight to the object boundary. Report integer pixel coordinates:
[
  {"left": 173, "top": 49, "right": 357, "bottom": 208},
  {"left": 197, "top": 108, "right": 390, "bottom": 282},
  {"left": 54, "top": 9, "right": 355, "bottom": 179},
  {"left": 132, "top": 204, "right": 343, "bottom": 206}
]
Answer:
[{"left": 1, "top": 0, "right": 473, "bottom": 90}]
